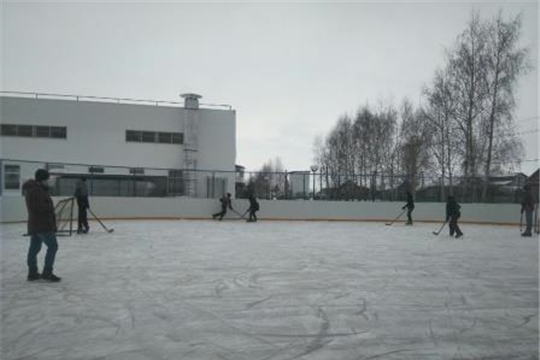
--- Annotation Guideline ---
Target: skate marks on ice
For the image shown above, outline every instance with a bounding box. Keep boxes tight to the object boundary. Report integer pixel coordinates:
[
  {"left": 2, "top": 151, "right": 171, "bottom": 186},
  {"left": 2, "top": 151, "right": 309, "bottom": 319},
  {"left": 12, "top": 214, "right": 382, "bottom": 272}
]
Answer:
[{"left": 1, "top": 221, "right": 538, "bottom": 360}]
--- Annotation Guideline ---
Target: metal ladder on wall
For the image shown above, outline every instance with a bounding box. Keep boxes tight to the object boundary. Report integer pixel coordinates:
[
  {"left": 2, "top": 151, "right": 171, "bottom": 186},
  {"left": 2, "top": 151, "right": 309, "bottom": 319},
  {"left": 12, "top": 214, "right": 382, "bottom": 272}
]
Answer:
[{"left": 183, "top": 109, "right": 198, "bottom": 197}]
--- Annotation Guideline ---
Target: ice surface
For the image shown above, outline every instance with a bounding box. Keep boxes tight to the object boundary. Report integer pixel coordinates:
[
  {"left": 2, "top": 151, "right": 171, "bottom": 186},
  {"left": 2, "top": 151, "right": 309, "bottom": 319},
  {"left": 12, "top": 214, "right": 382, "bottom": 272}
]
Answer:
[{"left": 1, "top": 220, "right": 538, "bottom": 360}]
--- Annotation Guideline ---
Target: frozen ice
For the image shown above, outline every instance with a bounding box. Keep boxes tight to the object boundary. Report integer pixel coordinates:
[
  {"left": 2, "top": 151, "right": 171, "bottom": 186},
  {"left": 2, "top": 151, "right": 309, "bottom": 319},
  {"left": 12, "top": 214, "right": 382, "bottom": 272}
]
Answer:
[{"left": 1, "top": 220, "right": 538, "bottom": 360}]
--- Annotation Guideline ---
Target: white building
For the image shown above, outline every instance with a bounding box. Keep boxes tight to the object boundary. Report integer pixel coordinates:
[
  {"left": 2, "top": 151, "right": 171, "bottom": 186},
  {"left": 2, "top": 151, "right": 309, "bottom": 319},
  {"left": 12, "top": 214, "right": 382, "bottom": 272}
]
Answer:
[{"left": 0, "top": 92, "right": 236, "bottom": 198}]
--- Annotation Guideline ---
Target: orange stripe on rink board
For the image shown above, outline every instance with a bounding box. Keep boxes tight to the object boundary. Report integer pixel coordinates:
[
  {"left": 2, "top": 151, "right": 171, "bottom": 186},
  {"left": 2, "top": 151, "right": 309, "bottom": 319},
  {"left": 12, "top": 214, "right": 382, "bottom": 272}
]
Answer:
[{"left": 1, "top": 218, "right": 521, "bottom": 226}]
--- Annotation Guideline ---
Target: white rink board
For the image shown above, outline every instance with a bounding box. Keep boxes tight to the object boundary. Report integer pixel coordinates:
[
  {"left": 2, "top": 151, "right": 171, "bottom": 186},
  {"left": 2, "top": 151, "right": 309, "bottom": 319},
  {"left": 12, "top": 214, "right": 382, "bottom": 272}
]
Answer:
[
  {"left": 1, "top": 220, "right": 538, "bottom": 360},
  {"left": 0, "top": 196, "right": 523, "bottom": 224}
]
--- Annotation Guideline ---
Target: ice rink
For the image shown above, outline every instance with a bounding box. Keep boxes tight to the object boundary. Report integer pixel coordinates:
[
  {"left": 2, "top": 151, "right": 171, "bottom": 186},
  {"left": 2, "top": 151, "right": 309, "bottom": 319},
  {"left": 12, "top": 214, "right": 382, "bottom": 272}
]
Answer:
[{"left": 1, "top": 220, "right": 538, "bottom": 360}]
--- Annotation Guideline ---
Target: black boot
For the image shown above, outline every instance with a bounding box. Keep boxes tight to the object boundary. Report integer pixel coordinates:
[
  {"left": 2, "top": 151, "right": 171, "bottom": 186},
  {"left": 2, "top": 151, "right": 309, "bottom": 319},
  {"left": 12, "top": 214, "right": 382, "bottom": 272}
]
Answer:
[
  {"left": 27, "top": 271, "right": 41, "bottom": 281},
  {"left": 41, "top": 272, "right": 61, "bottom": 282}
]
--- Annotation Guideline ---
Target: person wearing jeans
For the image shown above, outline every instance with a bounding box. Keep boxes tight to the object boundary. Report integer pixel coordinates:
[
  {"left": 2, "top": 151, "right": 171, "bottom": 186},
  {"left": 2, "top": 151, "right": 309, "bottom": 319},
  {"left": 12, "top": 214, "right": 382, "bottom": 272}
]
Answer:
[
  {"left": 521, "top": 184, "right": 535, "bottom": 237},
  {"left": 27, "top": 232, "right": 58, "bottom": 278},
  {"left": 23, "top": 169, "right": 61, "bottom": 282}
]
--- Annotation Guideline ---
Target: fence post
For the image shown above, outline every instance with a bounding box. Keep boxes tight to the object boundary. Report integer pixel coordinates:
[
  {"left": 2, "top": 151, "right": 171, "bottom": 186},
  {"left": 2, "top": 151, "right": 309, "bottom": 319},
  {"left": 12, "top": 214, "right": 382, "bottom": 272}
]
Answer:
[
  {"left": 89, "top": 167, "right": 94, "bottom": 196},
  {"left": 133, "top": 171, "right": 136, "bottom": 197},
  {"left": 211, "top": 172, "right": 215, "bottom": 198}
]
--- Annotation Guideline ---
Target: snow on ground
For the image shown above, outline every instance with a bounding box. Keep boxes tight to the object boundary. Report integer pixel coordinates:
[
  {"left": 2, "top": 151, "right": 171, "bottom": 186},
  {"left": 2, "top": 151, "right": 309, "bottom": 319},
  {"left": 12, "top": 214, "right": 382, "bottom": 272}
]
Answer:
[{"left": 1, "top": 220, "right": 538, "bottom": 360}]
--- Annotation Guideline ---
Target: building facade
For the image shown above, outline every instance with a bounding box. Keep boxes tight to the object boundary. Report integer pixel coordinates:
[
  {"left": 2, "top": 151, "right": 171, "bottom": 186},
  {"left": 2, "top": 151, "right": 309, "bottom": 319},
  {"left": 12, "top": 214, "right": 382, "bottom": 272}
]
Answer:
[{"left": 0, "top": 92, "right": 236, "bottom": 198}]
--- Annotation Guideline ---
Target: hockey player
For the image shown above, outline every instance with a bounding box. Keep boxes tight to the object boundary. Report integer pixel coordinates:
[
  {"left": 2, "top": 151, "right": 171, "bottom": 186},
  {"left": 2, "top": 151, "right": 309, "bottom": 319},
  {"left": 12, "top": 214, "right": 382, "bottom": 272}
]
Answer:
[
  {"left": 213, "top": 193, "right": 233, "bottom": 221},
  {"left": 246, "top": 194, "right": 260, "bottom": 222},
  {"left": 402, "top": 192, "right": 415, "bottom": 225},
  {"left": 521, "top": 184, "right": 535, "bottom": 237},
  {"left": 446, "top": 195, "right": 463, "bottom": 239},
  {"left": 23, "top": 169, "right": 61, "bottom": 282},
  {"left": 74, "top": 176, "right": 90, "bottom": 234}
]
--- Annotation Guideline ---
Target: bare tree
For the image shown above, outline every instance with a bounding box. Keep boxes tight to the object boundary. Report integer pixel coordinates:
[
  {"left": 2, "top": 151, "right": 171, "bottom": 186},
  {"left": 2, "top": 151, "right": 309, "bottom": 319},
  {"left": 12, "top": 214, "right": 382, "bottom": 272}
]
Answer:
[
  {"left": 481, "top": 11, "right": 529, "bottom": 200},
  {"left": 250, "top": 157, "right": 287, "bottom": 199},
  {"left": 448, "top": 11, "right": 490, "bottom": 200},
  {"left": 399, "top": 99, "right": 432, "bottom": 194},
  {"left": 424, "top": 69, "right": 462, "bottom": 199}
]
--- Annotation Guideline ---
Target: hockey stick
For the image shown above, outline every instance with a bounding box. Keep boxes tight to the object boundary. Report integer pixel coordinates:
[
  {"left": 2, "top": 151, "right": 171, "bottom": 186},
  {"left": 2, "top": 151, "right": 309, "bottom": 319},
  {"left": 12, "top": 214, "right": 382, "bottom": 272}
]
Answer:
[
  {"left": 88, "top": 208, "right": 114, "bottom": 233},
  {"left": 232, "top": 209, "right": 248, "bottom": 219},
  {"left": 385, "top": 209, "right": 406, "bottom": 226},
  {"left": 432, "top": 220, "right": 448, "bottom": 236}
]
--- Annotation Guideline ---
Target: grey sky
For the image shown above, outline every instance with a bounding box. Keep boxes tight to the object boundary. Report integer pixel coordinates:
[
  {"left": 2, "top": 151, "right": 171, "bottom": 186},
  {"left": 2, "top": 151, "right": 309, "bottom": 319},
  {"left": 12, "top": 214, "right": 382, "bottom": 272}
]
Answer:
[{"left": 1, "top": 1, "right": 538, "bottom": 174}]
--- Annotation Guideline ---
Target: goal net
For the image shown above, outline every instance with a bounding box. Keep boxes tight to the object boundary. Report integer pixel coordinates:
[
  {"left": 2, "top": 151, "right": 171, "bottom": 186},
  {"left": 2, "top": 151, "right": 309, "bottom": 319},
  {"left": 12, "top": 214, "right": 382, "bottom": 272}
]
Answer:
[{"left": 54, "top": 197, "right": 74, "bottom": 236}]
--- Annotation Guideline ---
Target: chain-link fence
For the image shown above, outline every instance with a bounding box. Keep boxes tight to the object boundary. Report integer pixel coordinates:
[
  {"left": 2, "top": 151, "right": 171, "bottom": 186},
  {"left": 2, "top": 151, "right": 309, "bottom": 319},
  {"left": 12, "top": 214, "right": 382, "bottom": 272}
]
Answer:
[{"left": 1, "top": 159, "right": 537, "bottom": 203}]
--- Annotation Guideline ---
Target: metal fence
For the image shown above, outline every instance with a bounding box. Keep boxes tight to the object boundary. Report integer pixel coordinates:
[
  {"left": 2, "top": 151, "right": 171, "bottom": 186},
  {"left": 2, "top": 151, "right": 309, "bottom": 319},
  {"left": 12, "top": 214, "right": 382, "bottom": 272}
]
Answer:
[{"left": 1, "top": 159, "right": 537, "bottom": 204}]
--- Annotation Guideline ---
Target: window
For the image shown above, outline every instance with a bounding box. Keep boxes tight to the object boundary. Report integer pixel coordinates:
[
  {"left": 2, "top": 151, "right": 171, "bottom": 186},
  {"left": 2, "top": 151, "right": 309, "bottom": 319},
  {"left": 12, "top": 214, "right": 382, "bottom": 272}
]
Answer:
[
  {"left": 158, "top": 132, "right": 172, "bottom": 144},
  {"left": 126, "top": 129, "right": 183, "bottom": 145},
  {"left": 18, "top": 125, "right": 33, "bottom": 137},
  {"left": 89, "top": 166, "right": 104, "bottom": 174},
  {"left": 130, "top": 168, "right": 145, "bottom": 175},
  {"left": 126, "top": 130, "right": 142, "bottom": 142},
  {"left": 36, "top": 126, "right": 51, "bottom": 137},
  {"left": 51, "top": 126, "right": 67, "bottom": 139},
  {"left": 168, "top": 170, "right": 183, "bottom": 195},
  {"left": 4, "top": 165, "right": 20, "bottom": 190},
  {"left": 1, "top": 125, "right": 17, "bottom": 136},
  {"left": 0, "top": 124, "right": 66, "bottom": 139},
  {"left": 142, "top": 131, "right": 156, "bottom": 143},
  {"left": 172, "top": 133, "right": 183, "bottom": 144}
]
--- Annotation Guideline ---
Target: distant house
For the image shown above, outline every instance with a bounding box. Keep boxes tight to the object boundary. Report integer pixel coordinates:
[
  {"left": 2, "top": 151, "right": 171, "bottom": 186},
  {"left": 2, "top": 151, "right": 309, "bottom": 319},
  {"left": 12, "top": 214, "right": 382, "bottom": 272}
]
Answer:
[
  {"left": 318, "top": 180, "right": 371, "bottom": 201},
  {"left": 415, "top": 173, "right": 529, "bottom": 203}
]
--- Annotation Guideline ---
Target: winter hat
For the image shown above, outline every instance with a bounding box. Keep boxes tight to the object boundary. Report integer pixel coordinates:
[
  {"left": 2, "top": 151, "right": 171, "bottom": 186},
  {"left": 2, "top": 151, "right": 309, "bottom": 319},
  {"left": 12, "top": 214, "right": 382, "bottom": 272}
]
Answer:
[{"left": 35, "top": 169, "right": 50, "bottom": 182}]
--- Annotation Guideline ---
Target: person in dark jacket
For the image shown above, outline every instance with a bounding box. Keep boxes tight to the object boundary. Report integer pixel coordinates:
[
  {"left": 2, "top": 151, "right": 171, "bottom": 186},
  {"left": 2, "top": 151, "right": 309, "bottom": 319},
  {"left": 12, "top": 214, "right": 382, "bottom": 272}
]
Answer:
[
  {"left": 402, "top": 192, "right": 415, "bottom": 225},
  {"left": 212, "top": 193, "right": 233, "bottom": 221},
  {"left": 23, "top": 169, "right": 61, "bottom": 282},
  {"left": 521, "top": 184, "right": 535, "bottom": 237},
  {"left": 446, "top": 195, "right": 463, "bottom": 238},
  {"left": 74, "top": 176, "right": 90, "bottom": 234},
  {"left": 247, "top": 194, "right": 260, "bottom": 222}
]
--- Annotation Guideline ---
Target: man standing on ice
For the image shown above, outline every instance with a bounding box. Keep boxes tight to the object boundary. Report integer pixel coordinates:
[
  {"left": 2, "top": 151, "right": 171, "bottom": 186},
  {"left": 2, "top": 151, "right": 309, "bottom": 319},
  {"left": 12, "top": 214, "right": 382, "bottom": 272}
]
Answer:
[
  {"left": 402, "top": 192, "right": 415, "bottom": 225},
  {"left": 446, "top": 195, "right": 463, "bottom": 239},
  {"left": 74, "top": 176, "right": 90, "bottom": 234},
  {"left": 213, "top": 192, "right": 233, "bottom": 221},
  {"left": 521, "top": 184, "right": 534, "bottom": 237},
  {"left": 246, "top": 194, "right": 260, "bottom": 222},
  {"left": 23, "top": 169, "right": 61, "bottom": 282}
]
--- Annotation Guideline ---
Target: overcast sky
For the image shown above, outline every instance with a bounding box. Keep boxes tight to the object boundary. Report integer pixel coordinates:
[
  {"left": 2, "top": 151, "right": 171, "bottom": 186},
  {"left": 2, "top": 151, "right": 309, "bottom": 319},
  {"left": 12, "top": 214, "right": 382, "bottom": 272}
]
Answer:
[{"left": 1, "top": 1, "right": 538, "bottom": 175}]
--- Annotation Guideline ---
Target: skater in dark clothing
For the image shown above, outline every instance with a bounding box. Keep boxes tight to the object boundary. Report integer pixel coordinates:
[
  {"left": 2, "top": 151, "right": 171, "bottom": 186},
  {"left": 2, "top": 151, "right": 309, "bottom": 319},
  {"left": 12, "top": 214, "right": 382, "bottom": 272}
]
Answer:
[
  {"left": 521, "top": 185, "right": 535, "bottom": 237},
  {"left": 402, "top": 192, "right": 415, "bottom": 225},
  {"left": 247, "top": 195, "right": 260, "bottom": 222},
  {"left": 23, "top": 169, "right": 61, "bottom": 282},
  {"left": 74, "top": 176, "right": 90, "bottom": 234},
  {"left": 213, "top": 193, "right": 233, "bottom": 221},
  {"left": 446, "top": 195, "right": 463, "bottom": 238}
]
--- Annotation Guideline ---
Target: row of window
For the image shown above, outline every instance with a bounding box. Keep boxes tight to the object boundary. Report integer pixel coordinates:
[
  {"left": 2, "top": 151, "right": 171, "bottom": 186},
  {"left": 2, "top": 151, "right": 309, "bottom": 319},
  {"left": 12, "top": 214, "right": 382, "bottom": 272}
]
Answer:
[
  {"left": 0, "top": 124, "right": 184, "bottom": 146},
  {"left": 1, "top": 164, "right": 189, "bottom": 196},
  {"left": 126, "top": 130, "right": 183, "bottom": 145},
  {"left": 1, "top": 124, "right": 67, "bottom": 139},
  {"left": 1, "top": 165, "right": 183, "bottom": 191}
]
